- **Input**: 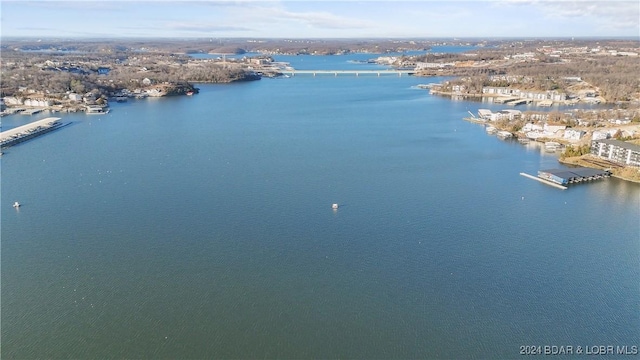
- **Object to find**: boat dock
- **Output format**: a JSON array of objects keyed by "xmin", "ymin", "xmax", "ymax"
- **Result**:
[
  {"xmin": 520, "ymin": 167, "xmax": 611, "ymax": 189},
  {"xmin": 538, "ymin": 168, "xmax": 611, "ymax": 185},
  {"xmin": 21, "ymin": 109, "xmax": 44, "ymax": 115},
  {"xmin": 505, "ymin": 98, "xmax": 532, "ymax": 106},
  {"xmin": 493, "ymin": 96, "xmax": 519, "ymax": 104},
  {"xmin": 520, "ymin": 172, "xmax": 567, "ymax": 190},
  {"xmin": 0, "ymin": 117, "xmax": 67, "ymax": 149}
]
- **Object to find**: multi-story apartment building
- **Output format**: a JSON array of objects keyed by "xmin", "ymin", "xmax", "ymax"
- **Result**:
[{"xmin": 591, "ymin": 139, "xmax": 640, "ymax": 166}]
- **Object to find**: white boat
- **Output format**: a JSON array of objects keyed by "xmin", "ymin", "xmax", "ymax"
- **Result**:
[
  {"xmin": 332, "ymin": 203, "xmax": 339, "ymax": 209},
  {"xmin": 497, "ymin": 130, "xmax": 513, "ymax": 139},
  {"xmin": 86, "ymin": 106, "xmax": 110, "ymax": 115},
  {"xmin": 485, "ymin": 126, "xmax": 497, "ymax": 134},
  {"xmin": 13, "ymin": 201, "xmax": 20, "ymax": 208}
]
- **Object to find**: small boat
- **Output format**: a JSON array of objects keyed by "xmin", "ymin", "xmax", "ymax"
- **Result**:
[
  {"xmin": 332, "ymin": 203, "xmax": 339, "ymax": 209},
  {"xmin": 496, "ymin": 130, "xmax": 513, "ymax": 139},
  {"xmin": 13, "ymin": 201, "xmax": 20, "ymax": 208},
  {"xmin": 485, "ymin": 126, "xmax": 497, "ymax": 134},
  {"xmin": 186, "ymin": 91, "xmax": 194, "ymax": 96}
]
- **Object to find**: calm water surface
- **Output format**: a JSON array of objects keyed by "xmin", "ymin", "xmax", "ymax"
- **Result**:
[{"xmin": 2, "ymin": 55, "xmax": 639, "ymax": 359}]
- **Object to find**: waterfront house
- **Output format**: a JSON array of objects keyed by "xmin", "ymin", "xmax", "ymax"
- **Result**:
[
  {"xmin": 483, "ymin": 87, "xmax": 567, "ymax": 102},
  {"xmin": 610, "ymin": 119, "xmax": 631, "ymax": 125},
  {"xmin": 563, "ymin": 129, "xmax": 585, "ymax": 141},
  {"xmin": 83, "ymin": 93, "xmax": 98, "ymax": 104},
  {"xmin": 24, "ymin": 99, "xmax": 53, "ymax": 107},
  {"xmin": 452, "ymin": 85, "xmax": 466, "ymax": 93},
  {"xmin": 415, "ymin": 62, "xmax": 455, "ymax": 69},
  {"xmin": 478, "ymin": 109, "xmax": 493, "ymax": 120},
  {"xmin": 522, "ymin": 123, "xmax": 544, "ymax": 132},
  {"xmin": 543, "ymin": 124, "xmax": 567, "ymax": 133},
  {"xmin": 3, "ymin": 96, "xmax": 22, "ymax": 105},
  {"xmin": 591, "ymin": 139, "xmax": 640, "ymax": 166},
  {"xmin": 68, "ymin": 93, "xmax": 83, "ymax": 101},
  {"xmin": 592, "ymin": 131, "xmax": 609, "ymax": 141}
]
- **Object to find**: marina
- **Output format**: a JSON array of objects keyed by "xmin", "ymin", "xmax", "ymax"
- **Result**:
[
  {"xmin": 520, "ymin": 167, "xmax": 611, "ymax": 189},
  {"xmin": 0, "ymin": 117, "xmax": 67, "ymax": 149},
  {"xmin": 537, "ymin": 167, "xmax": 611, "ymax": 185}
]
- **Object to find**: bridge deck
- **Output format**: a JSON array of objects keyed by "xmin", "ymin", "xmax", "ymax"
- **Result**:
[{"xmin": 285, "ymin": 69, "xmax": 414, "ymax": 76}]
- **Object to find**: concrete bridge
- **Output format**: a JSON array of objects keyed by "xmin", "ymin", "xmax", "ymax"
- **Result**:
[{"xmin": 285, "ymin": 69, "xmax": 414, "ymax": 77}]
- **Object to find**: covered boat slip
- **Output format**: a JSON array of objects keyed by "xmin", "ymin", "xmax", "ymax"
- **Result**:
[
  {"xmin": 537, "ymin": 167, "xmax": 611, "ymax": 185},
  {"xmin": 0, "ymin": 117, "xmax": 65, "ymax": 149}
]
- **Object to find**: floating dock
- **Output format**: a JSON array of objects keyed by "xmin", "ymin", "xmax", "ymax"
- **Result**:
[
  {"xmin": 493, "ymin": 96, "xmax": 520, "ymax": 104},
  {"xmin": 506, "ymin": 98, "xmax": 532, "ymax": 106},
  {"xmin": 520, "ymin": 172, "xmax": 567, "ymax": 190},
  {"xmin": 538, "ymin": 168, "xmax": 611, "ymax": 185},
  {"xmin": 21, "ymin": 109, "xmax": 44, "ymax": 115},
  {"xmin": 0, "ymin": 117, "xmax": 67, "ymax": 149},
  {"xmin": 520, "ymin": 167, "xmax": 611, "ymax": 189}
]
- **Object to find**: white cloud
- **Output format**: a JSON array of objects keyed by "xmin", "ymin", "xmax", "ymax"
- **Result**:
[
  {"xmin": 501, "ymin": 1, "xmax": 637, "ymax": 23},
  {"xmin": 266, "ymin": 8, "xmax": 375, "ymax": 30},
  {"xmin": 202, "ymin": 2, "xmax": 380, "ymax": 36},
  {"xmin": 495, "ymin": 0, "xmax": 639, "ymax": 34},
  {"xmin": 538, "ymin": 1, "xmax": 639, "ymax": 29},
  {"xmin": 164, "ymin": 22, "xmax": 254, "ymax": 33}
]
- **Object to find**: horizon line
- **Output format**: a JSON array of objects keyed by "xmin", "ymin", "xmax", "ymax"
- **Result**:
[{"xmin": 3, "ymin": 36, "xmax": 639, "ymax": 41}]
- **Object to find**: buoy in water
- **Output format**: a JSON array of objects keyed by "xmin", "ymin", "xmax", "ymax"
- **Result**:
[{"xmin": 332, "ymin": 203, "xmax": 339, "ymax": 209}]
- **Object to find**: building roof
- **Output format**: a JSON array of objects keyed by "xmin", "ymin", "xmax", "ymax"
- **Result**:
[
  {"xmin": 569, "ymin": 168, "xmax": 606, "ymax": 178},
  {"xmin": 539, "ymin": 167, "xmax": 609, "ymax": 181},
  {"xmin": 595, "ymin": 139, "xmax": 640, "ymax": 152}
]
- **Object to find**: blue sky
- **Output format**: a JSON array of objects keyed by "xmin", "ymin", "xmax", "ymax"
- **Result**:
[{"xmin": 1, "ymin": 1, "xmax": 639, "ymax": 38}]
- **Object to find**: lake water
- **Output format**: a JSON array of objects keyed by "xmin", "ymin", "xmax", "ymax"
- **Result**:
[{"xmin": 2, "ymin": 53, "xmax": 639, "ymax": 359}]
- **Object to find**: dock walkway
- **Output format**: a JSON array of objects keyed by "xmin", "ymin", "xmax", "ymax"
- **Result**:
[{"xmin": 1, "ymin": 117, "xmax": 65, "ymax": 149}]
